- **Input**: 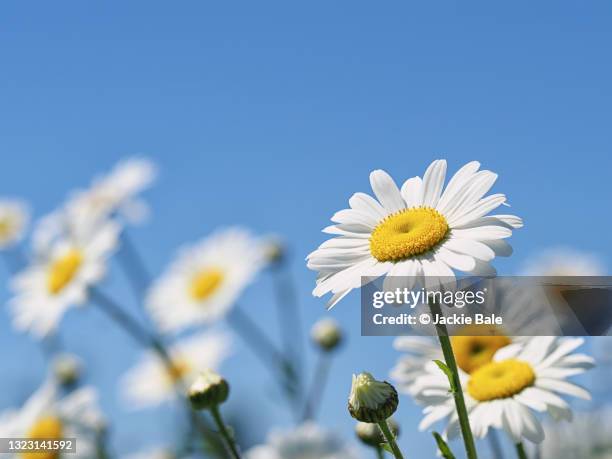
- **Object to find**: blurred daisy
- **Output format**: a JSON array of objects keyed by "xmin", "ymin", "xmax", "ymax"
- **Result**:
[
  {"xmin": 146, "ymin": 228, "xmax": 267, "ymax": 332},
  {"xmin": 0, "ymin": 199, "xmax": 29, "ymax": 249},
  {"xmin": 0, "ymin": 380, "xmax": 103, "ymax": 459},
  {"xmin": 121, "ymin": 331, "xmax": 231, "ymax": 408},
  {"xmin": 539, "ymin": 408, "xmax": 612, "ymax": 459},
  {"xmin": 521, "ymin": 246, "xmax": 606, "ymax": 276},
  {"xmin": 123, "ymin": 447, "xmax": 178, "ymax": 459},
  {"xmin": 246, "ymin": 422, "xmax": 360, "ymax": 459},
  {"xmin": 307, "ymin": 160, "xmax": 522, "ymax": 308},
  {"xmin": 68, "ymin": 156, "xmax": 157, "ymax": 226},
  {"xmin": 9, "ymin": 219, "xmax": 119, "ymax": 337},
  {"xmin": 413, "ymin": 336, "xmax": 594, "ymax": 445}
]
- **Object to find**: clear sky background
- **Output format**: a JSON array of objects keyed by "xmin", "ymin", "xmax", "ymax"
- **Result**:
[{"xmin": 1, "ymin": 1, "xmax": 611, "ymax": 457}]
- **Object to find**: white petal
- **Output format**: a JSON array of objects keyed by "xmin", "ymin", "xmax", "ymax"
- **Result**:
[
  {"xmin": 421, "ymin": 160, "xmax": 447, "ymax": 208},
  {"xmin": 369, "ymin": 170, "xmax": 405, "ymax": 213},
  {"xmin": 400, "ymin": 176, "xmax": 423, "ymax": 208}
]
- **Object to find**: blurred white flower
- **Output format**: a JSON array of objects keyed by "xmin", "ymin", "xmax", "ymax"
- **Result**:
[
  {"xmin": 521, "ymin": 246, "xmax": 606, "ymax": 276},
  {"xmin": 68, "ymin": 156, "xmax": 157, "ymax": 226},
  {"xmin": 0, "ymin": 380, "xmax": 103, "ymax": 459},
  {"xmin": 9, "ymin": 220, "xmax": 119, "ymax": 337},
  {"xmin": 539, "ymin": 407, "xmax": 612, "ymax": 459},
  {"xmin": 31, "ymin": 157, "xmax": 155, "ymax": 255},
  {"xmin": 246, "ymin": 422, "xmax": 361, "ymax": 459},
  {"xmin": 0, "ymin": 199, "xmax": 29, "ymax": 249},
  {"xmin": 413, "ymin": 337, "xmax": 594, "ymax": 445},
  {"xmin": 146, "ymin": 228, "xmax": 267, "ymax": 332},
  {"xmin": 123, "ymin": 447, "xmax": 178, "ymax": 459},
  {"xmin": 121, "ymin": 331, "xmax": 231, "ymax": 409},
  {"xmin": 307, "ymin": 160, "xmax": 522, "ymax": 308}
]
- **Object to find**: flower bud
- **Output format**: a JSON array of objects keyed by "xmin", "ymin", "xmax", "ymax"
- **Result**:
[
  {"xmin": 311, "ymin": 318, "xmax": 342, "ymax": 352},
  {"xmin": 188, "ymin": 370, "xmax": 230, "ymax": 411},
  {"xmin": 52, "ymin": 353, "xmax": 82, "ymax": 387},
  {"xmin": 348, "ymin": 372, "xmax": 398, "ymax": 423},
  {"xmin": 355, "ymin": 418, "xmax": 400, "ymax": 447},
  {"xmin": 263, "ymin": 236, "xmax": 286, "ymax": 264}
]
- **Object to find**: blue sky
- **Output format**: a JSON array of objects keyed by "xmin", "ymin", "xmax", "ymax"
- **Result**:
[{"xmin": 1, "ymin": 1, "xmax": 611, "ymax": 457}]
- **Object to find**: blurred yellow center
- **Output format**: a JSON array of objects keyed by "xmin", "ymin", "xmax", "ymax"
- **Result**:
[
  {"xmin": 370, "ymin": 207, "xmax": 448, "ymax": 262},
  {"xmin": 0, "ymin": 218, "xmax": 12, "ymax": 240},
  {"xmin": 189, "ymin": 269, "xmax": 223, "ymax": 301},
  {"xmin": 22, "ymin": 415, "xmax": 63, "ymax": 459},
  {"xmin": 468, "ymin": 359, "xmax": 535, "ymax": 402},
  {"xmin": 166, "ymin": 358, "xmax": 191, "ymax": 383},
  {"xmin": 451, "ymin": 325, "xmax": 512, "ymax": 374},
  {"xmin": 47, "ymin": 249, "xmax": 83, "ymax": 295}
]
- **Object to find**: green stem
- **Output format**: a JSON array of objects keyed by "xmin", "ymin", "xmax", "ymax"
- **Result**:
[
  {"xmin": 377, "ymin": 419, "xmax": 404, "ymax": 459},
  {"xmin": 210, "ymin": 405, "xmax": 242, "ymax": 459},
  {"xmin": 515, "ymin": 443, "xmax": 528, "ymax": 459},
  {"xmin": 375, "ymin": 445, "xmax": 385, "ymax": 459},
  {"xmin": 429, "ymin": 301, "xmax": 478, "ymax": 459},
  {"xmin": 302, "ymin": 352, "xmax": 332, "ymax": 420}
]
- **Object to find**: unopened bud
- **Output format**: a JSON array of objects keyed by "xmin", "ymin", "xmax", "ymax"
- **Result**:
[
  {"xmin": 188, "ymin": 370, "xmax": 230, "ymax": 410},
  {"xmin": 52, "ymin": 353, "xmax": 82, "ymax": 387},
  {"xmin": 311, "ymin": 318, "xmax": 342, "ymax": 352},
  {"xmin": 348, "ymin": 372, "xmax": 398, "ymax": 423},
  {"xmin": 263, "ymin": 236, "xmax": 286, "ymax": 264},
  {"xmin": 355, "ymin": 418, "xmax": 400, "ymax": 447}
]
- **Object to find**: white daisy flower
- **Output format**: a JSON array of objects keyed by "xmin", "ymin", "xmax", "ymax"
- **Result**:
[
  {"xmin": 9, "ymin": 219, "xmax": 119, "ymax": 337},
  {"xmin": 413, "ymin": 336, "xmax": 594, "ymax": 445},
  {"xmin": 68, "ymin": 157, "xmax": 157, "ymax": 226},
  {"xmin": 391, "ymin": 280, "xmax": 555, "ymax": 394},
  {"xmin": 307, "ymin": 160, "xmax": 523, "ymax": 308},
  {"xmin": 521, "ymin": 246, "xmax": 606, "ymax": 277},
  {"xmin": 246, "ymin": 422, "xmax": 361, "ymax": 459},
  {"xmin": 121, "ymin": 331, "xmax": 231, "ymax": 409},
  {"xmin": 539, "ymin": 407, "xmax": 612, "ymax": 459},
  {"xmin": 0, "ymin": 199, "xmax": 29, "ymax": 249},
  {"xmin": 146, "ymin": 228, "xmax": 267, "ymax": 333},
  {"xmin": 0, "ymin": 380, "xmax": 103, "ymax": 459}
]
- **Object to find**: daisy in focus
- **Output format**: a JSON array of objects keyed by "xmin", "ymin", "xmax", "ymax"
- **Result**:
[
  {"xmin": 146, "ymin": 228, "xmax": 268, "ymax": 333},
  {"xmin": 121, "ymin": 331, "xmax": 231, "ymax": 408},
  {"xmin": 0, "ymin": 199, "xmax": 29, "ymax": 249},
  {"xmin": 246, "ymin": 422, "xmax": 360, "ymax": 459},
  {"xmin": 412, "ymin": 336, "xmax": 594, "ymax": 445},
  {"xmin": 0, "ymin": 380, "xmax": 103, "ymax": 459},
  {"xmin": 9, "ymin": 219, "xmax": 119, "ymax": 337},
  {"xmin": 307, "ymin": 160, "xmax": 522, "ymax": 308},
  {"xmin": 391, "ymin": 280, "xmax": 555, "ymax": 395}
]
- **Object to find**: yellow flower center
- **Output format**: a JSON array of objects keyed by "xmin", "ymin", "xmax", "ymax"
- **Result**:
[
  {"xmin": 451, "ymin": 325, "xmax": 512, "ymax": 374},
  {"xmin": 468, "ymin": 359, "xmax": 535, "ymax": 402},
  {"xmin": 47, "ymin": 249, "xmax": 83, "ymax": 295},
  {"xmin": 22, "ymin": 415, "xmax": 63, "ymax": 459},
  {"xmin": 166, "ymin": 358, "xmax": 192, "ymax": 384},
  {"xmin": 369, "ymin": 207, "xmax": 449, "ymax": 262},
  {"xmin": 189, "ymin": 268, "xmax": 224, "ymax": 301},
  {"xmin": 0, "ymin": 218, "xmax": 13, "ymax": 241}
]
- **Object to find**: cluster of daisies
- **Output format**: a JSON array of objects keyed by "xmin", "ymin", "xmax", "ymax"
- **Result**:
[
  {"xmin": 308, "ymin": 159, "xmax": 602, "ymax": 457},
  {"xmin": 0, "ymin": 157, "xmax": 360, "ymax": 459},
  {"xmin": 0, "ymin": 157, "xmax": 605, "ymax": 459}
]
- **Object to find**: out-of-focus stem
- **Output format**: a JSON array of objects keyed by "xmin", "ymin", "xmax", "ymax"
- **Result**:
[
  {"xmin": 210, "ymin": 405, "xmax": 242, "ymax": 459},
  {"xmin": 301, "ymin": 352, "xmax": 332, "ymax": 421}
]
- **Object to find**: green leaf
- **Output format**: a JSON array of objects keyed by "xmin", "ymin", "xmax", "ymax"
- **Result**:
[
  {"xmin": 433, "ymin": 359, "xmax": 457, "ymax": 393},
  {"xmin": 380, "ymin": 443, "xmax": 393, "ymax": 453},
  {"xmin": 432, "ymin": 432, "xmax": 456, "ymax": 459}
]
